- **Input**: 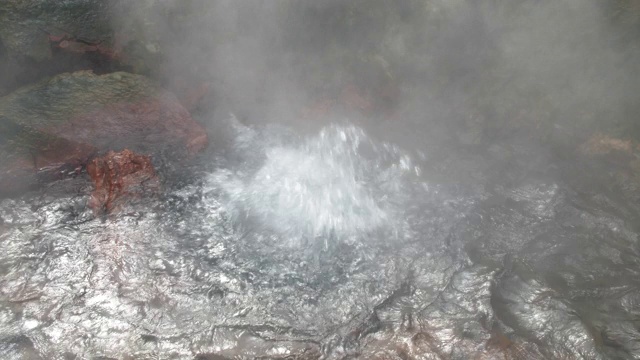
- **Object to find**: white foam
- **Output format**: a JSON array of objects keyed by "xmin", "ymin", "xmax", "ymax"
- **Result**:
[{"xmin": 210, "ymin": 122, "xmax": 419, "ymax": 244}]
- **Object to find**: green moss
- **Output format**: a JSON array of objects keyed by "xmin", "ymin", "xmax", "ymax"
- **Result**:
[{"xmin": 0, "ymin": 71, "xmax": 157, "ymax": 128}]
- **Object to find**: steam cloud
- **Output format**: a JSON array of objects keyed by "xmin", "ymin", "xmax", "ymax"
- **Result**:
[{"xmin": 107, "ymin": 0, "xmax": 640, "ymax": 151}]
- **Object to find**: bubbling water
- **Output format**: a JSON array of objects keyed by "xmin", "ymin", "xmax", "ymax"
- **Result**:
[{"xmin": 210, "ymin": 122, "xmax": 421, "ymax": 244}]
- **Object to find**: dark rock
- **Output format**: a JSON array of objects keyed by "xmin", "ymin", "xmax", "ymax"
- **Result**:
[
  {"xmin": 0, "ymin": 71, "xmax": 208, "ymax": 194},
  {"xmin": 0, "ymin": 118, "xmax": 93, "ymax": 194},
  {"xmin": 87, "ymin": 149, "xmax": 160, "ymax": 214},
  {"xmin": 0, "ymin": 0, "xmax": 113, "ymax": 62},
  {"xmin": 0, "ymin": 1, "xmax": 123, "ymax": 92}
]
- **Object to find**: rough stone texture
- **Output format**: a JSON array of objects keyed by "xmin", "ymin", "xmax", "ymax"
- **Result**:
[
  {"xmin": 0, "ymin": 71, "xmax": 208, "ymax": 194},
  {"xmin": 87, "ymin": 149, "xmax": 159, "ymax": 214},
  {"xmin": 0, "ymin": 0, "xmax": 124, "ymax": 94},
  {"xmin": 0, "ymin": 119, "xmax": 93, "ymax": 194},
  {"xmin": 0, "ymin": 0, "xmax": 113, "ymax": 62}
]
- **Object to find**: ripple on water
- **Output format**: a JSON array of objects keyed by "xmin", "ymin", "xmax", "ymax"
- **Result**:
[{"xmin": 1, "ymin": 119, "xmax": 640, "ymax": 359}]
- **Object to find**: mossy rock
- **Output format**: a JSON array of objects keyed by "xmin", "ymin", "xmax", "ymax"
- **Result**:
[{"xmin": 0, "ymin": 71, "xmax": 207, "ymax": 195}]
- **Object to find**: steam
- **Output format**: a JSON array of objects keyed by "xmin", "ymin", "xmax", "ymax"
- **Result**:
[
  {"xmin": 208, "ymin": 120, "xmax": 419, "ymax": 245},
  {"xmin": 105, "ymin": 0, "xmax": 640, "ymax": 149}
]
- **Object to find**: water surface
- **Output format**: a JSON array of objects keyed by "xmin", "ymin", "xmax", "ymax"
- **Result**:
[{"xmin": 1, "ymin": 118, "xmax": 639, "ymax": 359}]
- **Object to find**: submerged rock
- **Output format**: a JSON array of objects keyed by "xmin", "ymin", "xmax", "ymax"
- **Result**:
[
  {"xmin": 0, "ymin": 71, "xmax": 208, "ymax": 194},
  {"xmin": 87, "ymin": 149, "xmax": 159, "ymax": 214}
]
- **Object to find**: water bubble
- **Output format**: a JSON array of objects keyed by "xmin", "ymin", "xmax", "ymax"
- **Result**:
[{"xmin": 210, "ymin": 123, "xmax": 419, "ymax": 245}]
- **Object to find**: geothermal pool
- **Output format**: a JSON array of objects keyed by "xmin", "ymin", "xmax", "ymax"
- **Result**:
[{"xmin": 1, "ymin": 118, "xmax": 639, "ymax": 359}]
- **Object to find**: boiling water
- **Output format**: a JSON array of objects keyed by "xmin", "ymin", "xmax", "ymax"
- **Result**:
[
  {"xmin": 1, "ymin": 118, "xmax": 639, "ymax": 359},
  {"xmin": 211, "ymin": 122, "xmax": 420, "ymax": 245}
]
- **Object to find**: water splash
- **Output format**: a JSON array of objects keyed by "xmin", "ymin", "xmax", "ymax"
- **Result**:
[{"xmin": 210, "ymin": 122, "xmax": 420, "ymax": 244}]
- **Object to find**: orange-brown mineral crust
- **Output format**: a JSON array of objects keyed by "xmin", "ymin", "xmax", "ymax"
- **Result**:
[{"xmin": 87, "ymin": 149, "xmax": 160, "ymax": 214}]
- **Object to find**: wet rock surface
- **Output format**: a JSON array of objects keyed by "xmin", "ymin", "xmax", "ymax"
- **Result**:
[
  {"xmin": 0, "ymin": 0, "xmax": 122, "ymax": 94},
  {"xmin": 87, "ymin": 149, "xmax": 160, "ymax": 214},
  {"xmin": 0, "ymin": 70, "xmax": 207, "ymax": 194},
  {"xmin": 0, "ymin": 120, "xmax": 639, "ymax": 359},
  {"xmin": 0, "ymin": 0, "xmax": 113, "ymax": 62},
  {"xmin": 1, "ymin": 1, "xmax": 638, "ymax": 357}
]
